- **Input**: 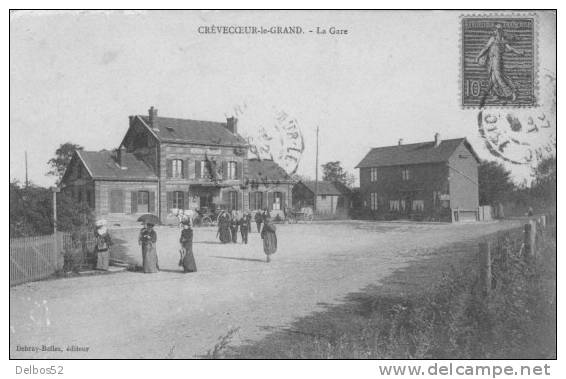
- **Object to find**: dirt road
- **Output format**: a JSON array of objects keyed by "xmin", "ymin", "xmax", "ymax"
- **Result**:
[{"xmin": 10, "ymin": 220, "xmax": 520, "ymax": 358}]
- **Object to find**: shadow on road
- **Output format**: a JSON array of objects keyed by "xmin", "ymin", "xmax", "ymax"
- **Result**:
[{"xmin": 212, "ymin": 256, "xmax": 266, "ymax": 263}]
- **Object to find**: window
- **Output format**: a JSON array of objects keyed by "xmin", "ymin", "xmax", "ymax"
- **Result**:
[
  {"xmin": 273, "ymin": 192, "xmax": 283, "ymax": 210},
  {"xmin": 171, "ymin": 191, "xmax": 184, "ymax": 210},
  {"xmin": 86, "ymin": 189, "xmax": 93, "ymax": 208},
  {"xmin": 412, "ymin": 200, "xmax": 424, "ymax": 212},
  {"xmin": 370, "ymin": 192, "xmax": 379, "ymax": 210},
  {"xmin": 321, "ymin": 195, "xmax": 327, "ymax": 200},
  {"xmin": 77, "ymin": 166, "xmax": 82, "ymax": 179},
  {"xmin": 389, "ymin": 200, "xmax": 400, "ymax": 211},
  {"xmin": 78, "ymin": 190, "xmax": 83, "ymax": 203},
  {"xmin": 249, "ymin": 191, "xmax": 263, "ymax": 210},
  {"xmin": 401, "ymin": 168, "xmax": 411, "ymax": 181},
  {"xmin": 370, "ymin": 168, "xmax": 378, "ymax": 182},
  {"xmin": 228, "ymin": 191, "xmax": 239, "ymax": 210},
  {"xmin": 227, "ymin": 161, "xmax": 237, "ymax": 180},
  {"xmin": 399, "ymin": 199, "xmax": 406, "ymax": 212},
  {"xmin": 110, "ymin": 190, "xmax": 124, "ymax": 213},
  {"xmin": 137, "ymin": 191, "xmax": 149, "ymax": 213},
  {"xmin": 171, "ymin": 159, "xmax": 184, "ymax": 178}
]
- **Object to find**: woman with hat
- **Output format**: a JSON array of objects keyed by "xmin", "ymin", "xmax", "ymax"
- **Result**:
[
  {"xmin": 217, "ymin": 210, "xmax": 232, "ymax": 244},
  {"xmin": 138, "ymin": 222, "xmax": 159, "ymax": 273},
  {"xmin": 260, "ymin": 213, "xmax": 278, "ymax": 262},
  {"xmin": 179, "ymin": 219, "xmax": 197, "ymax": 273},
  {"xmin": 94, "ymin": 220, "xmax": 112, "ymax": 270}
]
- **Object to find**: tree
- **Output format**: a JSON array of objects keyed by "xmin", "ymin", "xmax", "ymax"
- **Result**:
[
  {"xmin": 322, "ymin": 161, "xmax": 347, "ymax": 184},
  {"xmin": 9, "ymin": 181, "xmax": 94, "ymax": 237},
  {"xmin": 530, "ymin": 154, "xmax": 556, "ymax": 207},
  {"xmin": 478, "ymin": 160, "xmax": 515, "ymax": 206},
  {"xmin": 47, "ymin": 142, "xmax": 84, "ymax": 182}
]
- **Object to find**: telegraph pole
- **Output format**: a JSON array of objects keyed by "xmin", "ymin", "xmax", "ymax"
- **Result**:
[
  {"xmin": 25, "ymin": 151, "xmax": 29, "ymax": 188},
  {"xmin": 314, "ymin": 126, "xmax": 319, "ymax": 212}
]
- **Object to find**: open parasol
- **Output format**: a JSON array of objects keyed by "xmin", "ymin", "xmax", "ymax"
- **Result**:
[{"xmin": 137, "ymin": 214, "xmax": 160, "ymax": 225}]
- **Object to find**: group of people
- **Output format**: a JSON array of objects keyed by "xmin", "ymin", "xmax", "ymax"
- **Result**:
[
  {"xmin": 216, "ymin": 209, "xmax": 277, "ymax": 261},
  {"xmin": 92, "ymin": 208, "xmax": 279, "ymax": 275}
]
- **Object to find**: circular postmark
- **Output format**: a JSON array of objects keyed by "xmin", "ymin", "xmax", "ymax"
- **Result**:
[
  {"xmin": 226, "ymin": 101, "xmax": 305, "ymax": 175},
  {"xmin": 477, "ymin": 71, "xmax": 555, "ymax": 168}
]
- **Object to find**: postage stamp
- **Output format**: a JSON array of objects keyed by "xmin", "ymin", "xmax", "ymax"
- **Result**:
[{"xmin": 461, "ymin": 15, "xmax": 537, "ymax": 108}]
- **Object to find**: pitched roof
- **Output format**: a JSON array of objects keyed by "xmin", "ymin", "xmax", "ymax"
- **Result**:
[
  {"xmin": 246, "ymin": 159, "xmax": 292, "ymax": 183},
  {"xmin": 300, "ymin": 181, "xmax": 349, "ymax": 196},
  {"xmin": 355, "ymin": 138, "xmax": 478, "ymax": 168},
  {"xmin": 138, "ymin": 116, "xmax": 247, "ymax": 147},
  {"xmin": 77, "ymin": 150, "xmax": 157, "ymax": 181}
]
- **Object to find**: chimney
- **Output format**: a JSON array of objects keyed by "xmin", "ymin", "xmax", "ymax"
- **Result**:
[
  {"xmin": 398, "ymin": 138, "xmax": 404, "ymax": 146},
  {"xmin": 148, "ymin": 106, "xmax": 158, "ymax": 130},
  {"xmin": 226, "ymin": 116, "xmax": 238, "ymax": 134},
  {"xmin": 434, "ymin": 133, "xmax": 441, "ymax": 147}
]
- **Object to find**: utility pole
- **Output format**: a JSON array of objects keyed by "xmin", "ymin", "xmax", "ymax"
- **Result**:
[
  {"xmin": 25, "ymin": 151, "xmax": 29, "ymax": 188},
  {"xmin": 314, "ymin": 126, "xmax": 319, "ymax": 212}
]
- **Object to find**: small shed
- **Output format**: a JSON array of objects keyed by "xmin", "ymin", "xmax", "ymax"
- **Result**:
[{"xmin": 292, "ymin": 181, "xmax": 352, "ymax": 214}]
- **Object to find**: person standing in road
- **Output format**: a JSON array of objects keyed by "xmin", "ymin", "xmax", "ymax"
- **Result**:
[
  {"xmin": 240, "ymin": 212, "xmax": 250, "ymax": 244},
  {"xmin": 94, "ymin": 219, "xmax": 112, "ymax": 270},
  {"xmin": 179, "ymin": 220, "xmax": 197, "ymax": 273},
  {"xmin": 230, "ymin": 210, "xmax": 239, "ymax": 243},
  {"xmin": 139, "ymin": 222, "xmax": 159, "ymax": 273},
  {"xmin": 254, "ymin": 210, "xmax": 263, "ymax": 233},
  {"xmin": 261, "ymin": 214, "xmax": 277, "ymax": 263}
]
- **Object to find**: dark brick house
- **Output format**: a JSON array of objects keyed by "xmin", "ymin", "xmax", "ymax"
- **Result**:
[
  {"xmin": 60, "ymin": 107, "xmax": 294, "ymax": 224},
  {"xmin": 292, "ymin": 181, "xmax": 352, "ymax": 214},
  {"xmin": 355, "ymin": 134, "xmax": 480, "ymax": 222}
]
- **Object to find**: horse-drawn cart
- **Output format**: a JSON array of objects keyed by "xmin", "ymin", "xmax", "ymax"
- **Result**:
[{"xmin": 286, "ymin": 207, "xmax": 314, "ymax": 223}]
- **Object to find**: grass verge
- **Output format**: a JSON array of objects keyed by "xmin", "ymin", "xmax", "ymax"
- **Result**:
[{"xmin": 216, "ymin": 226, "xmax": 556, "ymax": 359}]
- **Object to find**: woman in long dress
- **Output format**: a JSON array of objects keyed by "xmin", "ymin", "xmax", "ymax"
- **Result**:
[
  {"xmin": 139, "ymin": 222, "xmax": 159, "ymax": 273},
  {"xmin": 230, "ymin": 211, "xmax": 239, "ymax": 243},
  {"xmin": 94, "ymin": 220, "xmax": 112, "ymax": 270},
  {"xmin": 179, "ymin": 220, "xmax": 197, "ymax": 273},
  {"xmin": 218, "ymin": 211, "xmax": 232, "ymax": 244},
  {"xmin": 261, "ymin": 215, "xmax": 277, "ymax": 263}
]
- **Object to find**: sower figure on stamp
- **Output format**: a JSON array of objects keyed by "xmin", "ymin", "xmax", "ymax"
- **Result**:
[
  {"xmin": 94, "ymin": 219, "xmax": 112, "ymax": 270},
  {"xmin": 261, "ymin": 214, "xmax": 277, "ymax": 263},
  {"xmin": 476, "ymin": 23, "xmax": 524, "ymax": 101},
  {"xmin": 178, "ymin": 219, "xmax": 197, "ymax": 273},
  {"xmin": 139, "ymin": 222, "xmax": 159, "ymax": 273}
]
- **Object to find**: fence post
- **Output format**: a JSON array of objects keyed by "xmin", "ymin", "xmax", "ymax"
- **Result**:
[
  {"xmin": 523, "ymin": 222, "xmax": 537, "ymax": 260},
  {"xmin": 479, "ymin": 241, "xmax": 492, "ymax": 296}
]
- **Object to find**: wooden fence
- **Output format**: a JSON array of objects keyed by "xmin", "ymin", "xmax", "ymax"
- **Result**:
[
  {"xmin": 10, "ymin": 231, "xmax": 96, "ymax": 286},
  {"xmin": 476, "ymin": 214, "xmax": 553, "ymax": 297}
]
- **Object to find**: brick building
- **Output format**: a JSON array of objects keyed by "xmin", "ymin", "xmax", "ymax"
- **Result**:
[
  {"xmin": 60, "ymin": 107, "xmax": 294, "ymax": 224},
  {"xmin": 355, "ymin": 134, "xmax": 480, "ymax": 222}
]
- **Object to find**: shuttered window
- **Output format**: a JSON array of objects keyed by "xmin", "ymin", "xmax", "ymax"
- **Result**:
[
  {"xmin": 228, "ymin": 191, "xmax": 239, "ymax": 211},
  {"xmin": 171, "ymin": 159, "xmax": 184, "ymax": 178},
  {"xmin": 195, "ymin": 160, "xmax": 202, "ymax": 179},
  {"xmin": 109, "ymin": 190, "xmax": 124, "ymax": 213}
]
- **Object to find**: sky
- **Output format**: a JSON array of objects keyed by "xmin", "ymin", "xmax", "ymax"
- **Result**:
[{"xmin": 10, "ymin": 10, "xmax": 556, "ymax": 187}]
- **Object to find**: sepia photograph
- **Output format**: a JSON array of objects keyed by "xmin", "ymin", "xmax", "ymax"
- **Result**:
[{"xmin": 9, "ymin": 9, "xmax": 556, "ymax": 366}]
